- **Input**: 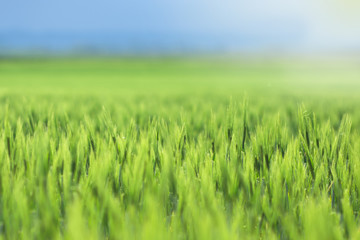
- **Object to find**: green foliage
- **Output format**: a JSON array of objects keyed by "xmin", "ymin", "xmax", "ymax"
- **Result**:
[{"xmin": 0, "ymin": 58, "xmax": 360, "ymax": 239}]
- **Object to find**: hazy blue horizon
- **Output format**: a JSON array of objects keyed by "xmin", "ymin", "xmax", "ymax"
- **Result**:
[
  {"xmin": 1, "ymin": 0, "xmax": 360, "ymax": 55},
  {"xmin": 0, "ymin": 30, "xmax": 305, "ymax": 56}
]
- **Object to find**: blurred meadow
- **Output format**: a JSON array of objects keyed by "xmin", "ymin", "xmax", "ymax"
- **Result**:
[{"xmin": 1, "ymin": 0, "xmax": 360, "ymax": 239}]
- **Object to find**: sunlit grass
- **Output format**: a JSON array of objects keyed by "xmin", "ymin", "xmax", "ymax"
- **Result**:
[{"xmin": 0, "ymin": 58, "xmax": 359, "ymax": 239}]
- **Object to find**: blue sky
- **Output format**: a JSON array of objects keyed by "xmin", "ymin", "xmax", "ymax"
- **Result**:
[{"xmin": 1, "ymin": 0, "xmax": 360, "ymax": 54}]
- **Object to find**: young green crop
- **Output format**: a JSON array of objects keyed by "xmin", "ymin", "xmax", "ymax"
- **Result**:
[{"xmin": 0, "ymin": 58, "xmax": 359, "ymax": 239}]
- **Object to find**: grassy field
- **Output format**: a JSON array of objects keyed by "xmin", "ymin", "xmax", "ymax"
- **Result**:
[{"xmin": 0, "ymin": 57, "xmax": 360, "ymax": 239}]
